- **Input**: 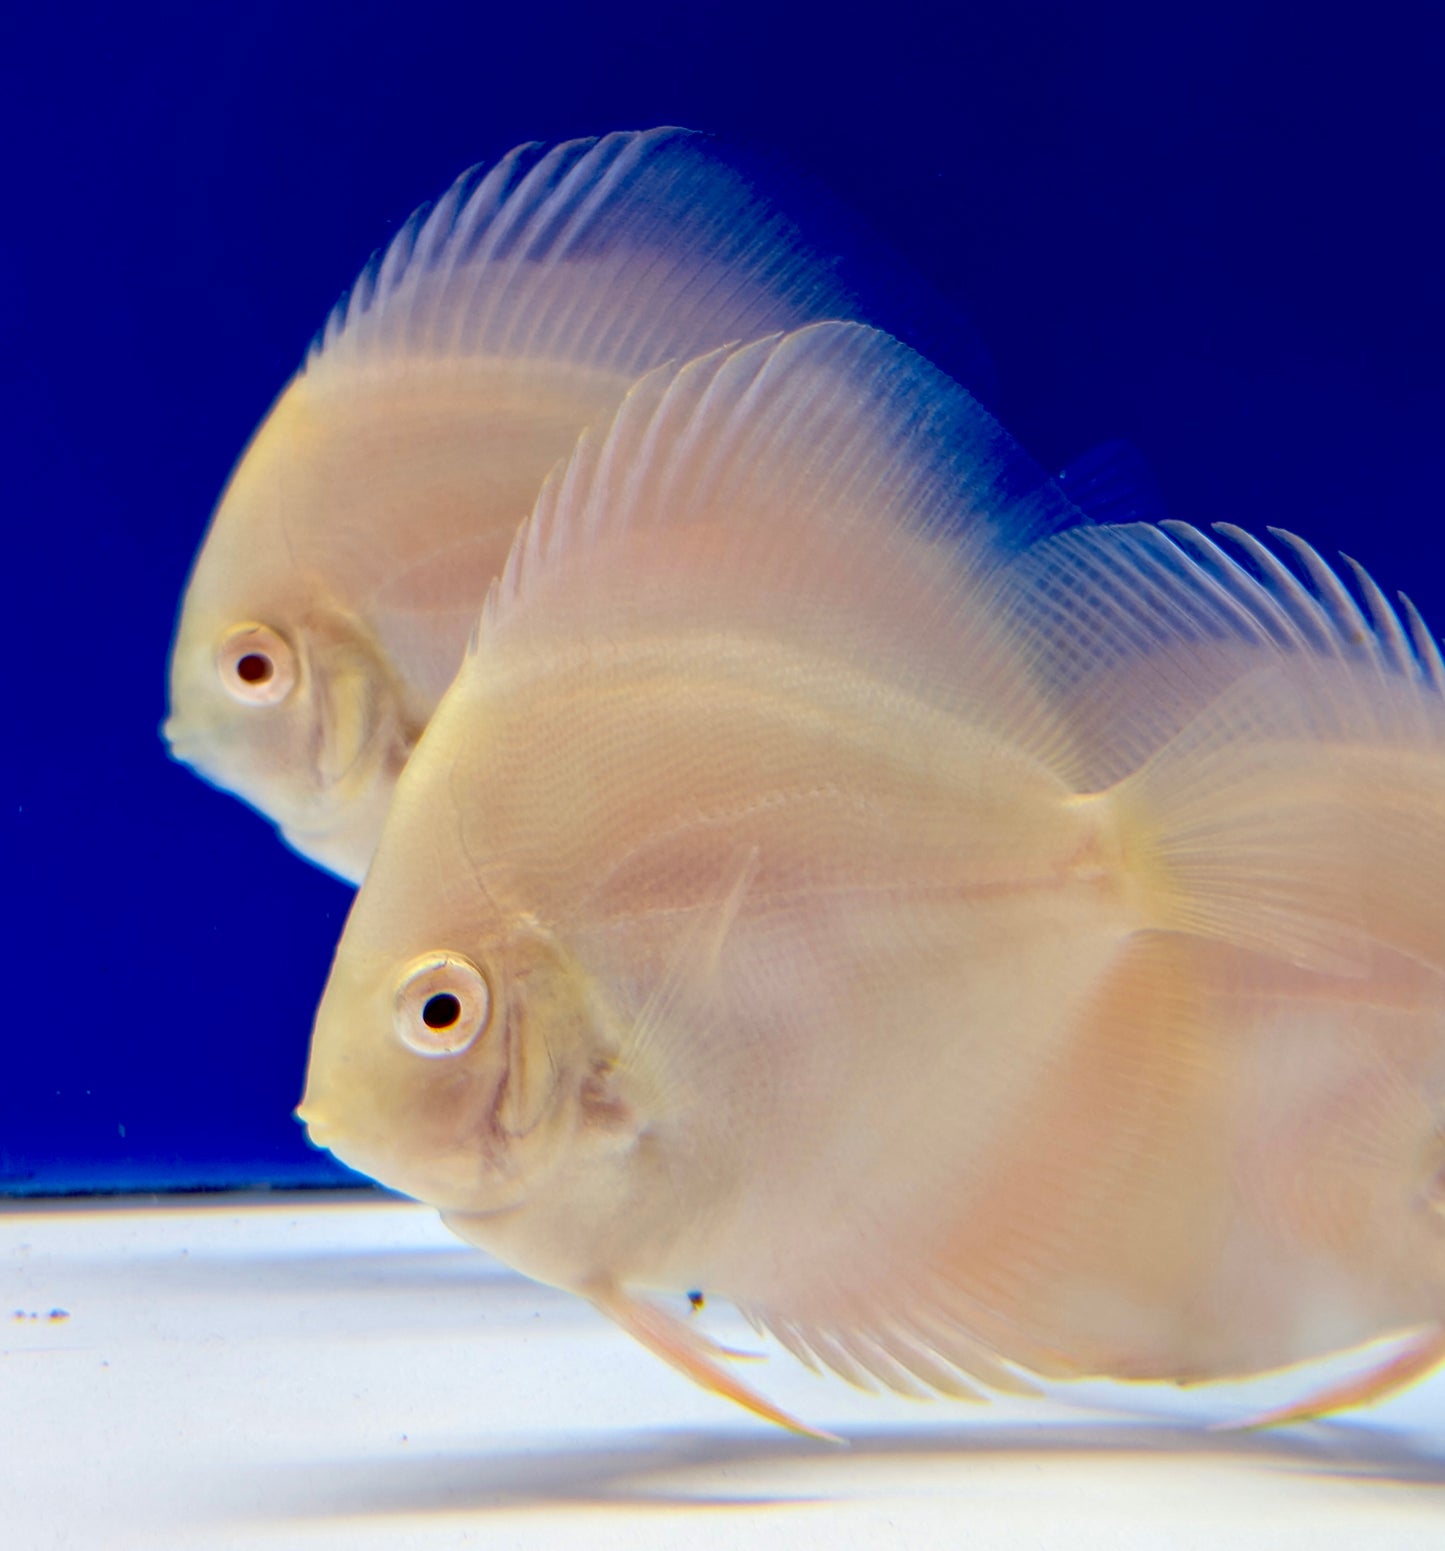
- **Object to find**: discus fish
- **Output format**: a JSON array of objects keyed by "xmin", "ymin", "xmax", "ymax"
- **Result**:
[
  {"xmin": 298, "ymin": 322, "xmax": 1445, "ymax": 1434},
  {"xmin": 164, "ymin": 127, "xmax": 859, "ymax": 882}
]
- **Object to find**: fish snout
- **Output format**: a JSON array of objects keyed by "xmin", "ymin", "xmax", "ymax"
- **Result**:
[
  {"xmin": 294, "ymin": 1097, "xmax": 332, "ymax": 1152},
  {"xmin": 160, "ymin": 712, "xmax": 215, "ymax": 777},
  {"xmin": 159, "ymin": 713, "xmax": 190, "ymax": 761}
]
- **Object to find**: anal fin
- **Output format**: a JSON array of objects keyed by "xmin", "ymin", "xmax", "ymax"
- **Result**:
[{"xmin": 1215, "ymin": 1323, "xmax": 1445, "ymax": 1430}]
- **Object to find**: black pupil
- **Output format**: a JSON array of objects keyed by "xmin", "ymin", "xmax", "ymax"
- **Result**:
[
  {"xmin": 236, "ymin": 652, "xmax": 273, "ymax": 684},
  {"xmin": 422, "ymin": 993, "xmax": 462, "ymax": 1030}
]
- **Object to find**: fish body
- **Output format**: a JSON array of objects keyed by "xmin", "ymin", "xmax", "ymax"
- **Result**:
[
  {"xmin": 164, "ymin": 127, "xmax": 859, "ymax": 881},
  {"xmin": 300, "ymin": 323, "xmax": 1445, "ymax": 1428}
]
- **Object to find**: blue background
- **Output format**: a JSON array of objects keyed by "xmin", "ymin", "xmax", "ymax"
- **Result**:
[{"xmin": 5, "ymin": 2, "xmax": 1442, "ymax": 1192}]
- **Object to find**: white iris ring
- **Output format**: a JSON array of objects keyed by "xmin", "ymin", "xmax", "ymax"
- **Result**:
[
  {"xmin": 393, "ymin": 953, "xmax": 491, "ymax": 1057},
  {"xmin": 217, "ymin": 622, "xmax": 297, "ymax": 706}
]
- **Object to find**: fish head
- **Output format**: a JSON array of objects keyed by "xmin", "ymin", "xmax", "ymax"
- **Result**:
[
  {"xmin": 297, "ymin": 849, "xmax": 615, "ymax": 1216},
  {"xmin": 163, "ymin": 379, "xmax": 421, "ymax": 883},
  {"xmin": 163, "ymin": 596, "xmax": 416, "ymax": 883}
]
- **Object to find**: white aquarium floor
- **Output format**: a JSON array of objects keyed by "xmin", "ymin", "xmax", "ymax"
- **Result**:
[{"xmin": 2, "ymin": 1195, "xmax": 1441, "ymax": 1550}]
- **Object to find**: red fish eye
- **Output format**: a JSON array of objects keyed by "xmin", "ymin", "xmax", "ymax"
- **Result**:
[
  {"xmin": 394, "ymin": 954, "xmax": 491, "ymax": 1057},
  {"xmin": 217, "ymin": 623, "xmax": 296, "ymax": 706}
]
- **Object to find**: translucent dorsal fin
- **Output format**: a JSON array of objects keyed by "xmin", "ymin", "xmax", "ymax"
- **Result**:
[
  {"xmin": 485, "ymin": 321, "xmax": 1081, "ymax": 632},
  {"xmin": 1002, "ymin": 519, "xmax": 1445, "ymax": 789},
  {"xmin": 307, "ymin": 127, "xmax": 859, "ymax": 379},
  {"xmin": 1169, "ymin": 523, "xmax": 1435, "ymax": 682},
  {"xmin": 468, "ymin": 322, "xmax": 1090, "ymax": 775}
]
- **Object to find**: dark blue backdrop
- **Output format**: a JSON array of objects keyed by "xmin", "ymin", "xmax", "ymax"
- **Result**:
[{"xmin": 5, "ymin": 2, "xmax": 1442, "ymax": 1192}]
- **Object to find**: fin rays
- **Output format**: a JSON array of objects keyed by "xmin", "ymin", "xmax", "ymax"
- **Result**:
[{"xmin": 309, "ymin": 128, "xmax": 859, "ymax": 379}]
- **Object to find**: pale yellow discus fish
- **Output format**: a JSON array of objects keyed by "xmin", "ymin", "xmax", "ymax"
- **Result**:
[
  {"xmin": 299, "ymin": 322, "xmax": 1445, "ymax": 1434},
  {"xmin": 164, "ymin": 127, "xmax": 857, "ymax": 881}
]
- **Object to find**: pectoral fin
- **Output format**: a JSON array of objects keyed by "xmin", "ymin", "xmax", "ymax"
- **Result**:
[{"xmin": 612, "ymin": 844, "xmax": 759, "ymax": 1110}]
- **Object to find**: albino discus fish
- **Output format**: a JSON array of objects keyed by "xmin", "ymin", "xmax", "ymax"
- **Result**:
[
  {"xmin": 164, "ymin": 127, "xmax": 858, "ymax": 882},
  {"xmin": 299, "ymin": 322, "xmax": 1445, "ymax": 1434}
]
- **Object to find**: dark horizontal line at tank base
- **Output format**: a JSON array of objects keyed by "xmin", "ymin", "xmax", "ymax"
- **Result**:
[
  {"xmin": 0, "ymin": 1163, "xmax": 396, "ymax": 1206},
  {"xmin": 0, "ymin": 1183, "xmax": 409, "ymax": 1215}
]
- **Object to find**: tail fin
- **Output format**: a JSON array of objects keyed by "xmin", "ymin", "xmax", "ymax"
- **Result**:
[
  {"xmin": 1109, "ymin": 658, "xmax": 1445, "ymax": 975},
  {"xmin": 1010, "ymin": 522, "xmax": 1445, "ymax": 976}
]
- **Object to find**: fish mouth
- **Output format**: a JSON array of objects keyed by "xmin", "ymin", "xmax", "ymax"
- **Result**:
[
  {"xmin": 160, "ymin": 713, "xmax": 230, "ymax": 786},
  {"xmin": 162, "ymin": 728, "xmax": 226, "ymax": 789},
  {"xmin": 160, "ymin": 714, "xmax": 197, "ymax": 764},
  {"xmin": 294, "ymin": 1097, "xmax": 389, "ymax": 1177},
  {"xmin": 294, "ymin": 1108, "xmax": 332, "ymax": 1152},
  {"xmin": 295, "ymin": 1113, "xmax": 376, "ymax": 1178},
  {"xmin": 296, "ymin": 1104, "xmax": 526, "ymax": 1217},
  {"xmin": 294, "ymin": 1092, "xmax": 335, "ymax": 1141}
]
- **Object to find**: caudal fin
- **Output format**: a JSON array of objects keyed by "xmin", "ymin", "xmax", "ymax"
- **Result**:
[
  {"xmin": 1108, "ymin": 657, "xmax": 1445, "ymax": 976},
  {"xmin": 1013, "ymin": 522, "xmax": 1445, "ymax": 976}
]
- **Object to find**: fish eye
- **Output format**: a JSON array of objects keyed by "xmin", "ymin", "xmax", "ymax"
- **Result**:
[
  {"xmin": 393, "ymin": 953, "xmax": 491, "ymax": 1058},
  {"xmin": 217, "ymin": 623, "xmax": 296, "ymax": 706}
]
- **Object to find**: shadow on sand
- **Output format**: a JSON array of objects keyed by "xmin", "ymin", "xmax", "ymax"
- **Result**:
[{"xmin": 231, "ymin": 1412, "xmax": 1445, "ymax": 1521}]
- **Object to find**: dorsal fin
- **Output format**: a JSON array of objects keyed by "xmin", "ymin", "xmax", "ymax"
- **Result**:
[
  {"xmin": 485, "ymin": 321, "xmax": 1082, "ymax": 634},
  {"xmin": 474, "ymin": 322, "xmax": 1087, "ymax": 757},
  {"xmin": 1001, "ymin": 519, "xmax": 1445, "ymax": 789},
  {"xmin": 307, "ymin": 128, "xmax": 859, "ymax": 379}
]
